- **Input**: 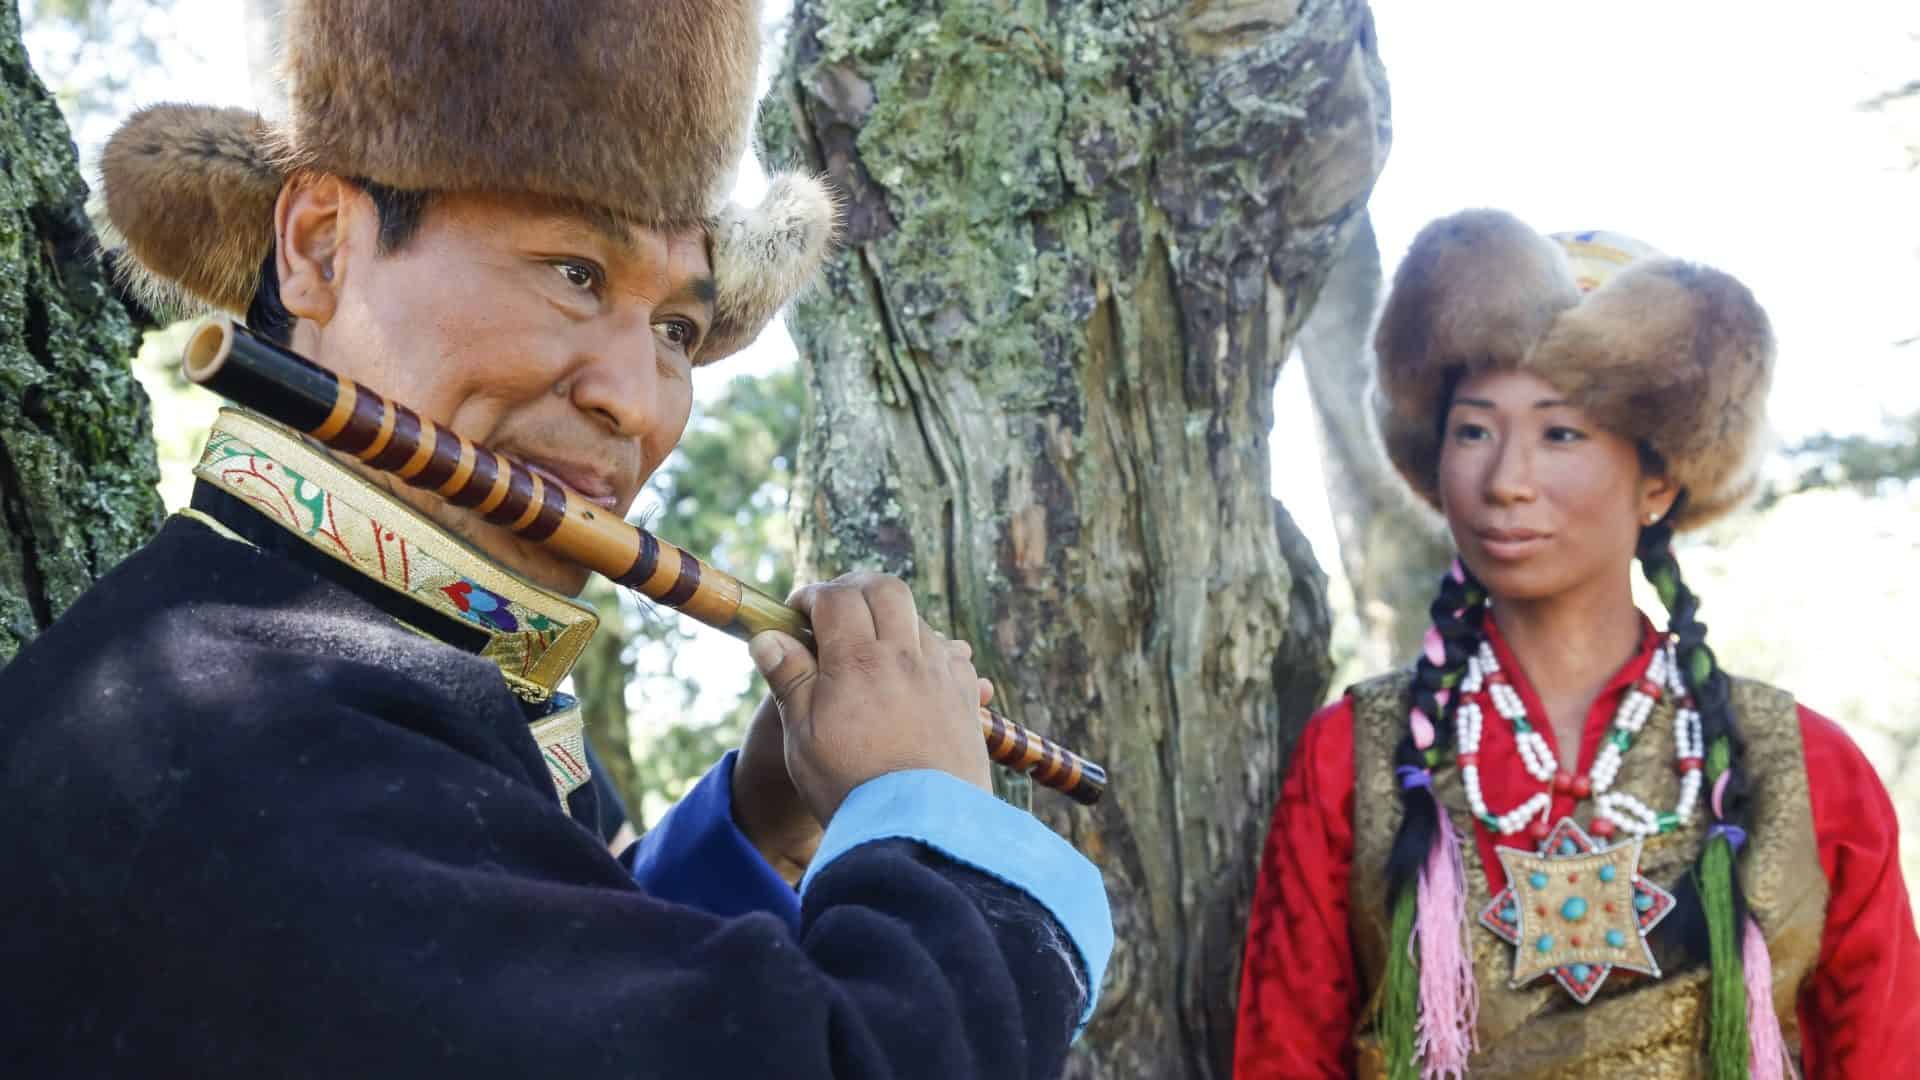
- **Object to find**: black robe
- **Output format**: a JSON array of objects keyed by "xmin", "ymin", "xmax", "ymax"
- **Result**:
[{"xmin": 0, "ymin": 484, "xmax": 1089, "ymax": 1077}]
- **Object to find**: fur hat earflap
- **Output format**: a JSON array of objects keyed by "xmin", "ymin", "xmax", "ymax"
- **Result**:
[
  {"xmin": 1528, "ymin": 259, "xmax": 1775, "ymax": 529},
  {"xmin": 94, "ymin": 0, "xmax": 838, "ymax": 362},
  {"xmin": 706, "ymin": 173, "xmax": 840, "ymax": 362},
  {"xmin": 1370, "ymin": 208, "xmax": 1776, "ymax": 531}
]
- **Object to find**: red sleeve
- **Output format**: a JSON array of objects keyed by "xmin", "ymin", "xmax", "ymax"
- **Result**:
[
  {"xmin": 1794, "ymin": 703, "xmax": 1920, "ymax": 1074},
  {"xmin": 1235, "ymin": 699, "xmax": 1362, "ymax": 1080}
]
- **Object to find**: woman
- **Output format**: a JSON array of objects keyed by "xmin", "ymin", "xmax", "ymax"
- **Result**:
[{"xmin": 1234, "ymin": 210, "xmax": 1919, "ymax": 1077}]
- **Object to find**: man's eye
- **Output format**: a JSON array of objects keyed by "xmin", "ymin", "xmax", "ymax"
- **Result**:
[
  {"xmin": 659, "ymin": 319, "xmax": 699, "ymax": 350},
  {"xmin": 552, "ymin": 260, "xmax": 603, "ymax": 292},
  {"xmin": 1545, "ymin": 426, "xmax": 1587, "ymax": 443},
  {"xmin": 1451, "ymin": 422, "xmax": 1489, "ymax": 442}
]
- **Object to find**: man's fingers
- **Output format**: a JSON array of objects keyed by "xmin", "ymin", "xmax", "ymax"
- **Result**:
[
  {"xmin": 809, "ymin": 581, "xmax": 879, "ymax": 645},
  {"xmin": 749, "ymin": 631, "xmax": 817, "ymax": 721},
  {"xmin": 862, "ymin": 577, "xmax": 921, "ymax": 647},
  {"xmin": 978, "ymin": 677, "xmax": 995, "ymax": 708}
]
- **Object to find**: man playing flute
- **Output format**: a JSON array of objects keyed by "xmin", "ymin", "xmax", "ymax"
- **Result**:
[{"xmin": 0, "ymin": 2, "xmax": 1111, "ymax": 1076}]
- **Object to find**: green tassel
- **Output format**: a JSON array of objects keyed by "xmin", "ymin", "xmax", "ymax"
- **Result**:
[
  {"xmin": 1698, "ymin": 736, "xmax": 1749, "ymax": 1079},
  {"xmin": 1380, "ymin": 889, "xmax": 1420, "ymax": 1080},
  {"xmin": 1649, "ymin": 563, "xmax": 1679, "ymax": 610}
]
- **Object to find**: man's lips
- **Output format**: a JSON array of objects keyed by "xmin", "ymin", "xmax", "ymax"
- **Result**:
[{"xmin": 516, "ymin": 456, "xmax": 625, "ymax": 512}]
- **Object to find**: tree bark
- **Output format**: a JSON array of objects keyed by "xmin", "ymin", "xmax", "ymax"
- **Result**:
[
  {"xmin": 766, "ymin": 1, "xmax": 1385, "ymax": 1072},
  {"xmin": 1297, "ymin": 209, "xmax": 1449, "ymax": 670},
  {"xmin": 0, "ymin": 0, "xmax": 162, "ymax": 663}
]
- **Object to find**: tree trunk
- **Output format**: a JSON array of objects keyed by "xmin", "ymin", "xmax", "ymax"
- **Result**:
[
  {"xmin": 0, "ymin": 0, "xmax": 162, "ymax": 663},
  {"xmin": 1297, "ymin": 209, "xmax": 1449, "ymax": 670},
  {"xmin": 766, "ymin": 1, "xmax": 1385, "ymax": 1072}
]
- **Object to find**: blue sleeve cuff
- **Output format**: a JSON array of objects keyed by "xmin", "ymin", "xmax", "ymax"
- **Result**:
[
  {"xmin": 628, "ymin": 750, "xmax": 801, "ymax": 932},
  {"xmin": 799, "ymin": 771, "xmax": 1112, "ymax": 1028}
]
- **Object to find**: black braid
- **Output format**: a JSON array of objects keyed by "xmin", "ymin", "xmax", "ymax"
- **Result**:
[
  {"xmin": 1636, "ymin": 501, "xmax": 1753, "ymax": 961},
  {"xmin": 1386, "ymin": 562, "xmax": 1489, "ymax": 906}
]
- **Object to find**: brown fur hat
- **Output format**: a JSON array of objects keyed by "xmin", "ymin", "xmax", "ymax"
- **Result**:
[
  {"xmin": 1371, "ymin": 209, "xmax": 1775, "ymax": 531},
  {"xmin": 95, "ymin": 0, "xmax": 836, "ymax": 363}
]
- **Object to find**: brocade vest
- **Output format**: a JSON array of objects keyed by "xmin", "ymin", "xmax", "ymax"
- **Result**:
[{"xmin": 1347, "ymin": 672, "xmax": 1827, "ymax": 1077}]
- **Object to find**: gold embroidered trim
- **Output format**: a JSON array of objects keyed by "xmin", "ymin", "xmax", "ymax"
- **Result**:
[
  {"xmin": 192, "ymin": 408, "xmax": 598, "ymax": 701},
  {"xmin": 528, "ymin": 699, "xmax": 593, "ymax": 805}
]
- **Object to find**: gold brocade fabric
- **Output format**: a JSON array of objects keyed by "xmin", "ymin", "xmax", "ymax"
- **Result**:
[
  {"xmin": 189, "ymin": 408, "xmax": 598, "ymax": 704},
  {"xmin": 1347, "ymin": 673, "xmax": 1827, "ymax": 1078}
]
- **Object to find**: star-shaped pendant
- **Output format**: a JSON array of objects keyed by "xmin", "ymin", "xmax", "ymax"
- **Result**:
[{"xmin": 1478, "ymin": 818, "xmax": 1676, "ymax": 1004}]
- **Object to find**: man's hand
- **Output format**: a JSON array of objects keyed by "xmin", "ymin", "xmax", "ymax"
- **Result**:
[{"xmin": 745, "ymin": 572, "xmax": 994, "ymax": 828}]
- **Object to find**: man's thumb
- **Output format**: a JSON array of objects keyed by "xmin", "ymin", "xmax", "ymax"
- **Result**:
[{"xmin": 749, "ymin": 631, "xmax": 816, "ymax": 713}]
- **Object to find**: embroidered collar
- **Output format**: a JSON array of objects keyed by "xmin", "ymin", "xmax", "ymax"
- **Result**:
[{"xmin": 188, "ymin": 408, "xmax": 598, "ymax": 703}]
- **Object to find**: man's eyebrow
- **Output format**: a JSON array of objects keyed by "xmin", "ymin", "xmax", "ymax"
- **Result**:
[
  {"xmin": 685, "ymin": 277, "xmax": 717, "ymax": 305},
  {"xmin": 1451, "ymin": 396, "xmax": 1495, "ymax": 409}
]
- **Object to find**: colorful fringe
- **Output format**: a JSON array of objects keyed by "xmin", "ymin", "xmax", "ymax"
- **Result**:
[
  {"xmin": 1743, "ymin": 915, "xmax": 1793, "ymax": 1080},
  {"xmin": 1699, "ymin": 737, "xmax": 1750, "ymax": 1079},
  {"xmin": 1382, "ymin": 889, "xmax": 1421, "ymax": 1080},
  {"xmin": 1412, "ymin": 803, "xmax": 1478, "ymax": 1078}
]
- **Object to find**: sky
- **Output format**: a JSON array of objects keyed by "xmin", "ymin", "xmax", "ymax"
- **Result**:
[{"xmin": 26, "ymin": 0, "xmax": 1919, "ymax": 734}]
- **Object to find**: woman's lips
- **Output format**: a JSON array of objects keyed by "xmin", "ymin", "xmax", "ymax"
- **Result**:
[
  {"xmin": 1475, "ymin": 526, "xmax": 1551, "ymax": 561},
  {"xmin": 519, "ymin": 458, "xmax": 623, "ymax": 512}
]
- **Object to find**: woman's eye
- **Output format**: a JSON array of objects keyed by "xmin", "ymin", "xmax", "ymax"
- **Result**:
[
  {"xmin": 552, "ymin": 260, "xmax": 603, "ymax": 293},
  {"xmin": 1451, "ymin": 422, "xmax": 1489, "ymax": 442},
  {"xmin": 1545, "ymin": 426, "xmax": 1587, "ymax": 444}
]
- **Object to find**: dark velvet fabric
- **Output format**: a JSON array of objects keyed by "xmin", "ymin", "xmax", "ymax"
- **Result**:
[{"xmin": 0, "ymin": 499, "xmax": 1084, "ymax": 1077}]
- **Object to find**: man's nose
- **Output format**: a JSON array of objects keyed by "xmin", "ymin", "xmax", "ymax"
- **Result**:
[{"xmin": 567, "ymin": 316, "xmax": 660, "ymax": 437}]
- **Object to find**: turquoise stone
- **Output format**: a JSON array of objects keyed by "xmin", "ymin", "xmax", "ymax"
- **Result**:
[
  {"xmin": 1561, "ymin": 896, "xmax": 1589, "ymax": 921},
  {"xmin": 1657, "ymin": 812, "xmax": 1680, "ymax": 833},
  {"xmin": 1606, "ymin": 930, "xmax": 1627, "ymax": 948},
  {"xmin": 1528, "ymin": 872, "xmax": 1549, "ymax": 889},
  {"xmin": 1535, "ymin": 934, "xmax": 1554, "ymax": 953},
  {"xmin": 1598, "ymin": 864, "xmax": 1617, "ymax": 884},
  {"xmin": 1570, "ymin": 963, "xmax": 1592, "ymax": 982},
  {"xmin": 1634, "ymin": 893, "xmax": 1654, "ymax": 912},
  {"xmin": 1559, "ymin": 838, "xmax": 1577, "ymax": 855},
  {"xmin": 1501, "ymin": 904, "xmax": 1517, "ymax": 924}
]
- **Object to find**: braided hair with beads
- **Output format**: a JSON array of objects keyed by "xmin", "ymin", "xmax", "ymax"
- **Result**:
[{"xmin": 1377, "ymin": 497, "xmax": 1787, "ymax": 1080}]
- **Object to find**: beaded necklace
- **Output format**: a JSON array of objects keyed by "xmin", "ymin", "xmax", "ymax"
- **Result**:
[{"xmin": 1454, "ymin": 638, "xmax": 1705, "ymax": 842}]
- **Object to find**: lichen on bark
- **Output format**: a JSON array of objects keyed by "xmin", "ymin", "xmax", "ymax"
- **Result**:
[
  {"xmin": 0, "ymin": 0, "xmax": 162, "ymax": 661},
  {"xmin": 767, "ymin": 1, "xmax": 1386, "ymax": 1073}
]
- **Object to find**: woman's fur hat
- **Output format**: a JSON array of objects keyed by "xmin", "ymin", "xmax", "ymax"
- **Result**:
[
  {"xmin": 94, "ymin": 0, "xmax": 836, "ymax": 363},
  {"xmin": 1371, "ymin": 209, "xmax": 1776, "ymax": 531}
]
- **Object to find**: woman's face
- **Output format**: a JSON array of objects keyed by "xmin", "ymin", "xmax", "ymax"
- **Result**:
[{"xmin": 1437, "ymin": 369, "xmax": 1674, "ymax": 604}]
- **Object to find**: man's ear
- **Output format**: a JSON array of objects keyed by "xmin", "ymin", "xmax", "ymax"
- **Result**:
[{"xmin": 274, "ymin": 174, "xmax": 352, "ymax": 325}]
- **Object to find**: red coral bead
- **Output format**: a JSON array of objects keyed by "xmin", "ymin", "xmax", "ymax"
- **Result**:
[
  {"xmin": 1589, "ymin": 818, "xmax": 1616, "ymax": 839},
  {"xmin": 1528, "ymin": 819, "xmax": 1552, "ymax": 842},
  {"xmin": 1676, "ymin": 756, "xmax": 1703, "ymax": 774},
  {"xmin": 1571, "ymin": 775, "xmax": 1592, "ymax": 799},
  {"xmin": 1553, "ymin": 771, "xmax": 1574, "ymax": 794},
  {"xmin": 1457, "ymin": 753, "xmax": 1480, "ymax": 769}
]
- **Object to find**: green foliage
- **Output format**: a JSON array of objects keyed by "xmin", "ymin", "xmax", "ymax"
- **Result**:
[
  {"xmin": 602, "ymin": 364, "xmax": 807, "ymax": 820},
  {"xmin": 20, "ymin": 0, "xmax": 170, "ymax": 164},
  {"xmin": 1780, "ymin": 409, "xmax": 1920, "ymax": 495}
]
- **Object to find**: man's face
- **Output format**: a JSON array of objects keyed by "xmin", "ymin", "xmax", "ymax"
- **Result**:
[{"xmin": 276, "ymin": 178, "xmax": 713, "ymax": 595}]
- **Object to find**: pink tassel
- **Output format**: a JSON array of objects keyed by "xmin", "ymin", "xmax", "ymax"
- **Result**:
[
  {"xmin": 1414, "ymin": 794, "xmax": 1479, "ymax": 1079},
  {"xmin": 1744, "ymin": 916, "xmax": 1794, "ymax": 1080}
]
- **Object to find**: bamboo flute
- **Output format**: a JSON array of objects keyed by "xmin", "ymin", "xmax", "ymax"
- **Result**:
[{"xmin": 180, "ymin": 317, "xmax": 1107, "ymax": 805}]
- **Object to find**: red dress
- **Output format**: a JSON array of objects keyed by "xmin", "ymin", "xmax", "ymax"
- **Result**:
[{"xmin": 1235, "ymin": 616, "xmax": 1920, "ymax": 1077}]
